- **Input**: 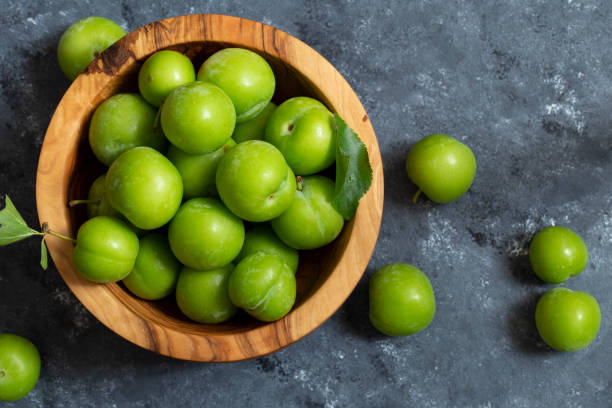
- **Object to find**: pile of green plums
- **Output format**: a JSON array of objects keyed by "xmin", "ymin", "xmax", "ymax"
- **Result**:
[
  {"xmin": 367, "ymin": 134, "xmax": 476, "ymax": 339},
  {"xmin": 529, "ymin": 226, "xmax": 600, "ymax": 351},
  {"xmin": 371, "ymin": 135, "xmax": 601, "ymax": 353},
  {"xmin": 71, "ymin": 45, "xmax": 347, "ymax": 325}
]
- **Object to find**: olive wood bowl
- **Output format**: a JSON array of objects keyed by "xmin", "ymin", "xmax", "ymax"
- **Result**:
[{"xmin": 36, "ymin": 14, "xmax": 383, "ymax": 362}]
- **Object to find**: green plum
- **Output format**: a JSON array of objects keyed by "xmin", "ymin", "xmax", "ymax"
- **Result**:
[
  {"xmin": 235, "ymin": 225, "xmax": 299, "ymax": 273},
  {"xmin": 89, "ymin": 93, "xmax": 166, "ymax": 166},
  {"xmin": 161, "ymin": 81, "xmax": 236, "ymax": 154},
  {"xmin": 138, "ymin": 50, "xmax": 196, "ymax": 107},
  {"xmin": 270, "ymin": 175, "xmax": 343, "ymax": 250},
  {"xmin": 85, "ymin": 174, "xmax": 120, "ymax": 218},
  {"xmin": 197, "ymin": 48, "xmax": 275, "ymax": 122},
  {"xmin": 73, "ymin": 216, "xmax": 139, "ymax": 283},
  {"xmin": 167, "ymin": 138, "xmax": 236, "ymax": 199},
  {"xmin": 535, "ymin": 287, "xmax": 601, "ymax": 352},
  {"xmin": 228, "ymin": 252, "xmax": 296, "ymax": 322},
  {"xmin": 265, "ymin": 97, "xmax": 335, "ymax": 175},
  {"xmin": 232, "ymin": 102, "xmax": 277, "ymax": 143},
  {"xmin": 57, "ymin": 16, "xmax": 126, "ymax": 80},
  {"xmin": 405, "ymin": 133, "xmax": 476, "ymax": 203},
  {"xmin": 122, "ymin": 233, "xmax": 181, "ymax": 300},
  {"xmin": 168, "ymin": 198, "xmax": 244, "ymax": 270},
  {"xmin": 0, "ymin": 334, "xmax": 40, "ymax": 402},
  {"xmin": 369, "ymin": 263, "xmax": 436, "ymax": 336},
  {"xmin": 176, "ymin": 264, "xmax": 238, "ymax": 324},
  {"xmin": 106, "ymin": 147, "xmax": 183, "ymax": 230},
  {"xmin": 216, "ymin": 140, "xmax": 296, "ymax": 221},
  {"xmin": 529, "ymin": 226, "xmax": 588, "ymax": 284},
  {"xmin": 73, "ymin": 174, "xmax": 143, "ymax": 237}
]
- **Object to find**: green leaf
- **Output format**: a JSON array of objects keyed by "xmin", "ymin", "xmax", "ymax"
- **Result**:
[
  {"xmin": 40, "ymin": 238, "xmax": 48, "ymax": 270},
  {"xmin": 0, "ymin": 195, "xmax": 40, "ymax": 246},
  {"xmin": 332, "ymin": 114, "xmax": 373, "ymax": 220}
]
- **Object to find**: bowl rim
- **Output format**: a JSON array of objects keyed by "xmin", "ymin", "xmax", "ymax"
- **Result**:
[{"xmin": 36, "ymin": 14, "xmax": 384, "ymax": 362}]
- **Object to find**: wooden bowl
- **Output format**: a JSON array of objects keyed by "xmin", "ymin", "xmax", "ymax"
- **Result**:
[{"xmin": 36, "ymin": 14, "xmax": 383, "ymax": 362}]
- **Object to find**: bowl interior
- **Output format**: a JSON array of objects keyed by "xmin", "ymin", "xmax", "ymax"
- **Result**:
[{"xmin": 68, "ymin": 41, "xmax": 356, "ymax": 336}]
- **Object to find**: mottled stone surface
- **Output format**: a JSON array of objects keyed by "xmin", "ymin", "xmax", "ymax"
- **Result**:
[{"xmin": 1, "ymin": 1, "xmax": 612, "ymax": 407}]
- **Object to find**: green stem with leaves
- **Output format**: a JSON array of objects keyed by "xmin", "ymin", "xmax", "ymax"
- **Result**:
[{"xmin": 0, "ymin": 195, "xmax": 76, "ymax": 270}]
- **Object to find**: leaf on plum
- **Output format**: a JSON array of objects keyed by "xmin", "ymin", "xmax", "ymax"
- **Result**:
[
  {"xmin": 332, "ymin": 114, "xmax": 373, "ymax": 220},
  {"xmin": 0, "ymin": 195, "xmax": 40, "ymax": 246}
]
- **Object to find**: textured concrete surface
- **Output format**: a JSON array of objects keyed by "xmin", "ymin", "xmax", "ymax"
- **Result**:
[{"xmin": 1, "ymin": 0, "xmax": 612, "ymax": 407}]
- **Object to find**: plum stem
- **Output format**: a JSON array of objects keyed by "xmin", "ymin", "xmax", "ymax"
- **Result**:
[
  {"xmin": 69, "ymin": 199, "xmax": 98, "ymax": 207},
  {"xmin": 296, "ymin": 176, "xmax": 303, "ymax": 192},
  {"xmin": 412, "ymin": 189, "xmax": 422, "ymax": 204},
  {"xmin": 41, "ymin": 222, "xmax": 76, "ymax": 244}
]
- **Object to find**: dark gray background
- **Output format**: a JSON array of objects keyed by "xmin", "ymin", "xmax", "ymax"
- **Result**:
[{"xmin": 1, "ymin": 0, "xmax": 611, "ymax": 406}]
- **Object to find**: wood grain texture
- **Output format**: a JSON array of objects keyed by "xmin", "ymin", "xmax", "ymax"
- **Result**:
[{"xmin": 35, "ymin": 14, "xmax": 384, "ymax": 362}]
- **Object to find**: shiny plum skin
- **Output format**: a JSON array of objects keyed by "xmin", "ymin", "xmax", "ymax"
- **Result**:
[
  {"xmin": 105, "ymin": 147, "xmax": 183, "ymax": 230},
  {"xmin": 270, "ymin": 175, "xmax": 343, "ymax": 250},
  {"xmin": 72, "ymin": 216, "xmax": 139, "ymax": 283},
  {"xmin": 369, "ymin": 263, "xmax": 436, "ymax": 336},
  {"xmin": 197, "ymin": 48, "xmax": 275, "ymax": 123},
  {"xmin": 167, "ymin": 138, "xmax": 236, "ymax": 199},
  {"xmin": 161, "ymin": 81, "xmax": 236, "ymax": 154},
  {"xmin": 405, "ymin": 134, "xmax": 476, "ymax": 203},
  {"xmin": 168, "ymin": 198, "xmax": 245, "ymax": 270},
  {"xmin": 228, "ymin": 252, "xmax": 296, "ymax": 322},
  {"xmin": 535, "ymin": 287, "xmax": 601, "ymax": 352},
  {"xmin": 529, "ymin": 226, "xmax": 588, "ymax": 284},
  {"xmin": 0, "ymin": 334, "xmax": 41, "ymax": 402},
  {"xmin": 57, "ymin": 16, "xmax": 126, "ymax": 80},
  {"xmin": 235, "ymin": 225, "xmax": 299, "ymax": 273},
  {"xmin": 122, "ymin": 233, "xmax": 181, "ymax": 300},
  {"xmin": 232, "ymin": 102, "xmax": 277, "ymax": 143},
  {"xmin": 176, "ymin": 264, "xmax": 238, "ymax": 324},
  {"xmin": 265, "ymin": 97, "xmax": 335, "ymax": 175},
  {"xmin": 216, "ymin": 140, "xmax": 296, "ymax": 222},
  {"xmin": 89, "ymin": 93, "xmax": 166, "ymax": 166},
  {"xmin": 138, "ymin": 50, "xmax": 196, "ymax": 107}
]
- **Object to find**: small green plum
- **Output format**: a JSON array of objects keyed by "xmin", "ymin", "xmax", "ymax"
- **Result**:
[
  {"xmin": 89, "ymin": 93, "xmax": 166, "ymax": 166},
  {"xmin": 235, "ymin": 225, "xmax": 299, "ymax": 273},
  {"xmin": 167, "ymin": 138, "xmax": 236, "ymax": 199},
  {"xmin": 216, "ymin": 140, "xmax": 296, "ymax": 222},
  {"xmin": 228, "ymin": 252, "xmax": 296, "ymax": 322},
  {"xmin": 176, "ymin": 264, "xmax": 238, "ymax": 324},
  {"xmin": 76, "ymin": 174, "xmax": 143, "ymax": 237},
  {"xmin": 72, "ymin": 216, "xmax": 139, "ymax": 283},
  {"xmin": 57, "ymin": 16, "xmax": 126, "ymax": 80},
  {"xmin": 0, "ymin": 334, "xmax": 41, "ymax": 402},
  {"xmin": 138, "ymin": 50, "xmax": 196, "ymax": 107},
  {"xmin": 369, "ymin": 263, "xmax": 436, "ymax": 336},
  {"xmin": 106, "ymin": 147, "xmax": 183, "ymax": 230},
  {"xmin": 85, "ymin": 174, "xmax": 120, "ymax": 218},
  {"xmin": 529, "ymin": 226, "xmax": 588, "ymax": 284},
  {"xmin": 197, "ymin": 48, "xmax": 275, "ymax": 122},
  {"xmin": 161, "ymin": 81, "xmax": 236, "ymax": 154},
  {"xmin": 265, "ymin": 97, "xmax": 335, "ymax": 175},
  {"xmin": 405, "ymin": 133, "xmax": 476, "ymax": 203},
  {"xmin": 168, "ymin": 198, "xmax": 244, "ymax": 270},
  {"xmin": 270, "ymin": 175, "xmax": 344, "ymax": 250},
  {"xmin": 122, "ymin": 233, "xmax": 181, "ymax": 300},
  {"xmin": 535, "ymin": 287, "xmax": 601, "ymax": 352},
  {"xmin": 232, "ymin": 102, "xmax": 277, "ymax": 143}
]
